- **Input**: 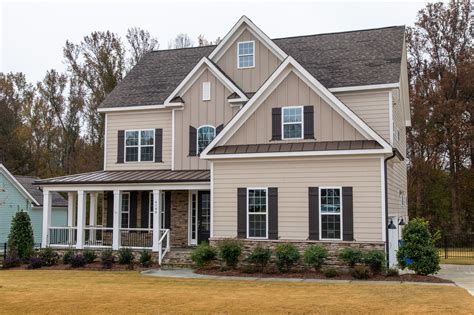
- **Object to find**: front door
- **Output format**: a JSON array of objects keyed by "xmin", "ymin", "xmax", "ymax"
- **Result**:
[{"xmin": 197, "ymin": 191, "xmax": 211, "ymax": 244}]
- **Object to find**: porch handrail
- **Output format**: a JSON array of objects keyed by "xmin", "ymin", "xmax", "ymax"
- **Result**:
[
  {"xmin": 119, "ymin": 227, "xmax": 152, "ymax": 232},
  {"xmin": 85, "ymin": 226, "xmax": 113, "ymax": 230},
  {"xmin": 158, "ymin": 228, "xmax": 170, "ymax": 265}
]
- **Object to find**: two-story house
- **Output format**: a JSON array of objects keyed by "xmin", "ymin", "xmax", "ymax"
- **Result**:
[{"xmin": 35, "ymin": 16, "xmax": 409, "ymax": 266}]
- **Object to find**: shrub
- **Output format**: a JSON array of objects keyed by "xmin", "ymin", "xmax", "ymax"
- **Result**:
[
  {"xmin": 363, "ymin": 250, "xmax": 385, "ymax": 274},
  {"xmin": 351, "ymin": 265, "xmax": 370, "ymax": 280},
  {"xmin": 3, "ymin": 247, "xmax": 21, "ymax": 268},
  {"xmin": 191, "ymin": 243, "xmax": 217, "ymax": 267},
  {"xmin": 7, "ymin": 211, "xmax": 34, "ymax": 262},
  {"xmin": 118, "ymin": 248, "xmax": 135, "ymax": 265},
  {"xmin": 303, "ymin": 245, "xmax": 328, "ymax": 271},
  {"xmin": 338, "ymin": 248, "xmax": 363, "ymax": 267},
  {"xmin": 275, "ymin": 243, "xmax": 300, "ymax": 273},
  {"xmin": 323, "ymin": 267, "xmax": 339, "ymax": 278},
  {"xmin": 38, "ymin": 247, "xmax": 59, "ymax": 266},
  {"xmin": 62, "ymin": 249, "xmax": 75, "ymax": 265},
  {"xmin": 385, "ymin": 267, "xmax": 399, "ymax": 277},
  {"xmin": 70, "ymin": 254, "xmax": 87, "ymax": 268},
  {"xmin": 101, "ymin": 249, "xmax": 115, "ymax": 269},
  {"xmin": 83, "ymin": 250, "xmax": 97, "ymax": 264},
  {"xmin": 27, "ymin": 256, "xmax": 44, "ymax": 269},
  {"xmin": 396, "ymin": 218, "xmax": 440, "ymax": 275},
  {"xmin": 246, "ymin": 246, "xmax": 272, "ymax": 272},
  {"xmin": 217, "ymin": 240, "xmax": 243, "ymax": 268},
  {"xmin": 139, "ymin": 250, "xmax": 153, "ymax": 267}
]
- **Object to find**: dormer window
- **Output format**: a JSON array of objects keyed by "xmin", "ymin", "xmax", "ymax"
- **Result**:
[
  {"xmin": 282, "ymin": 106, "xmax": 304, "ymax": 139},
  {"xmin": 237, "ymin": 41, "xmax": 255, "ymax": 69}
]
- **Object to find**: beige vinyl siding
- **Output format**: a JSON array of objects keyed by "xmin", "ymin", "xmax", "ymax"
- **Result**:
[
  {"xmin": 174, "ymin": 69, "xmax": 240, "ymax": 170},
  {"xmin": 226, "ymin": 72, "xmax": 366, "ymax": 145},
  {"xmin": 216, "ymin": 27, "xmax": 281, "ymax": 92},
  {"xmin": 105, "ymin": 110, "xmax": 172, "ymax": 170},
  {"xmin": 391, "ymin": 89, "xmax": 407, "ymax": 156},
  {"xmin": 387, "ymin": 159, "xmax": 408, "ymax": 218},
  {"xmin": 213, "ymin": 156, "xmax": 383, "ymax": 242},
  {"xmin": 399, "ymin": 41, "xmax": 410, "ymax": 127},
  {"xmin": 335, "ymin": 90, "xmax": 390, "ymax": 143}
]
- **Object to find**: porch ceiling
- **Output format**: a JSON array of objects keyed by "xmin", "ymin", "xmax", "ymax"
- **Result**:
[{"xmin": 34, "ymin": 169, "xmax": 210, "ymax": 186}]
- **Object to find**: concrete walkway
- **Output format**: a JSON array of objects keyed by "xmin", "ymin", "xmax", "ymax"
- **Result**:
[
  {"xmin": 438, "ymin": 264, "xmax": 474, "ymax": 296},
  {"xmin": 141, "ymin": 268, "xmax": 456, "ymax": 287}
]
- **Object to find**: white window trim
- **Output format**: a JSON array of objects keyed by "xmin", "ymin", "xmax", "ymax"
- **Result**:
[
  {"xmin": 124, "ymin": 129, "xmax": 155, "ymax": 163},
  {"xmin": 281, "ymin": 106, "xmax": 304, "ymax": 140},
  {"xmin": 197, "ymin": 125, "xmax": 216, "ymax": 154},
  {"xmin": 246, "ymin": 187, "xmax": 268, "ymax": 239},
  {"xmin": 319, "ymin": 187, "xmax": 343, "ymax": 241},
  {"xmin": 237, "ymin": 40, "xmax": 255, "ymax": 69},
  {"xmin": 121, "ymin": 192, "xmax": 131, "ymax": 229}
]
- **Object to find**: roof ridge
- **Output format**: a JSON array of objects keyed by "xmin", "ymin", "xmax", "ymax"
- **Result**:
[{"xmin": 150, "ymin": 44, "xmax": 216, "ymax": 53}]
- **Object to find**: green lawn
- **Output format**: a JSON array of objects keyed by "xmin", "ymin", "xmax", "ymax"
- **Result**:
[{"xmin": 0, "ymin": 270, "xmax": 473, "ymax": 314}]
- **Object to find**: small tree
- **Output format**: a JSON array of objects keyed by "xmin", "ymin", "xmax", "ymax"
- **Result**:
[
  {"xmin": 397, "ymin": 218, "xmax": 440, "ymax": 275},
  {"xmin": 7, "ymin": 211, "xmax": 34, "ymax": 262}
]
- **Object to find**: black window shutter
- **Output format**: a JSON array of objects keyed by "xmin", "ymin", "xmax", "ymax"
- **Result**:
[
  {"xmin": 308, "ymin": 187, "xmax": 319, "ymax": 240},
  {"xmin": 342, "ymin": 187, "xmax": 354, "ymax": 241},
  {"xmin": 129, "ymin": 192, "xmax": 137, "ymax": 228},
  {"xmin": 189, "ymin": 126, "xmax": 197, "ymax": 156},
  {"xmin": 141, "ymin": 192, "xmax": 150, "ymax": 229},
  {"xmin": 268, "ymin": 187, "xmax": 278, "ymax": 240},
  {"xmin": 117, "ymin": 130, "xmax": 125, "ymax": 163},
  {"xmin": 216, "ymin": 124, "xmax": 224, "ymax": 135},
  {"xmin": 165, "ymin": 191, "xmax": 171, "ymax": 229},
  {"xmin": 237, "ymin": 188, "xmax": 247, "ymax": 238},
  {"xmin": 271, "ymin": 108, "xmax": 282, "ymax": 140},
  {"xmin": 155, "ymin": 128, "xmax": 163, "ymax": 162},
  {"xmin": 304, "ymin": 106, "xmax": 314, "ymax": 139},
  {"xmin": 106, "ymin": 191, "xmax": 114, "ymax": 228}
]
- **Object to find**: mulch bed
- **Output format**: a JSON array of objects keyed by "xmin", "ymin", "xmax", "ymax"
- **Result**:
[
  {"xmin": 196, "ymin": 268, "xmax": 453, "ymax": 283},
  {"xmin": 4, "ymin": 262, "xmax": 160, "ymax": 272}
]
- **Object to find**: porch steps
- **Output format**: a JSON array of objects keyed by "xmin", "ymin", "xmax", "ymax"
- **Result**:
[{"xmin": 161, "ymin": 247, "xmax": 195, "ymax": 269}]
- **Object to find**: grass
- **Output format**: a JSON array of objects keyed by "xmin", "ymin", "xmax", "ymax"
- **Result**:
[{"xmin": 0, "ymin": 271, "xmax": 473, "ymax": 314}]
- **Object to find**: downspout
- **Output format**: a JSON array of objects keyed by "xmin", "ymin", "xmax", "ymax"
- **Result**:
[{"xmin": 384, "ymin": 149, "xmax": 397, "ymax": 267}]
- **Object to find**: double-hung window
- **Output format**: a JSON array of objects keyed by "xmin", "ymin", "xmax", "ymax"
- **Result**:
[
  {"xmin": 237, "ymin": 41, "xmax": 255, "ymax": 68},
  {"xmin": 121, "ymin": 193, "xmax": 130, "ymax": 229},
  {"xmin": 125, "ymin": 130, "xmax": 154, "ymax": 162},
  {"xmin": 282, "ymin": 106, "xmax": 303, "ymax": 139},
  {"xmin": 197, "ymin": 125, "xmax": 216, "ymax": 154},
  {"xmin": 247, "ymin": 188, "xmax": 268, "ymax": 238},
  {"xmin": 320, "ymin": 188, "xmax": 342, "ymax": 240}
]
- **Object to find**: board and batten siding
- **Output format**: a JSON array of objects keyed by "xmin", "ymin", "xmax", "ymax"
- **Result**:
[
  {"xmin": 215, "ymin": 27, "xmax": 281, "ymax": 93},
  {"xmin": 105, "ymin": 110, "xmax": 172, "ymax": 170},
  {"xmin": 225, "ymin": 71, "xmax": 366, "ymax": 145},
  {"xmin": 174, "ymin": 69, "xmax": 240, "ymax": 170},
  {"xmin": 212, "ymin": 156, "xmax": 383, "ymax": 242}
]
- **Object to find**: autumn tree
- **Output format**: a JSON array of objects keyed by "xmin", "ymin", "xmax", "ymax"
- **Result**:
[
  {"xmin": 168, "ymin": 33, "xmax": 193, "ymax": 49},
  {"xmin": 126, "ymin": 27, "xmax": 159, "ymax": 67}
]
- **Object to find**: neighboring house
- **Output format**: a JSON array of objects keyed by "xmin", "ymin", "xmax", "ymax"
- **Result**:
[
  {"xmin": 0, "ymin": 164, "xmax": 67, "ymax": 245},
  {"xmin": 35, "ymin": 16, "xmax": 409, "ymax": 267}
]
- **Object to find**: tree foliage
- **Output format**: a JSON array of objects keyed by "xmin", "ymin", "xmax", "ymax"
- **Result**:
[{"xmin": 7, "ymin": 211, "xmax": 34, "ymax": 262}]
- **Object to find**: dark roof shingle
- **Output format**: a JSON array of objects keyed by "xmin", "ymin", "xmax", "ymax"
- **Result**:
[{"xmin": 14, "ymin": 176, "xmax": 67, "ymax": 207}]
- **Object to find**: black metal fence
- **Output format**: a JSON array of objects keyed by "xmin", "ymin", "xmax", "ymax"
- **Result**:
[
  {"xmin": 437, "ymin": 235, "xmax": 474, "ymax": 260},
  {"xmin": 1, "ymin": 243, "xmax": 42, "ymax": 261}
]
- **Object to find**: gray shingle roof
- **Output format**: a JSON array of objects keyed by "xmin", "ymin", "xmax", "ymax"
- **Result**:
[
  {"xmin": 14, "ymin": 176, "xmax": 67, "ymax": 207},
  {"xmin": 99, "ymin": 26, "xmax": 405, "ymax": 109}
]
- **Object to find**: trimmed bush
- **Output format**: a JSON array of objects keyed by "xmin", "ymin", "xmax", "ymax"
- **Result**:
[
  {"xmin": 27, "ymin": 256, "xmax": 44, "ymax": 269},
  {"xmin": 191, "ymin": 243, "xmax": 217, "ymax": 267},
  {"xmin": 397, "ymin": 218, "xmax": 440, "ymax": 275},
  {"xmin": 83, "ymin": 250, "xmax": 97, "ymax": 264},
  {"xmin": 351, "ymin": 265, "xmax": 370, "ymax": 279},
  {"xmin": 303, "ymin": 245, "xmax": 328, "ymax": 271},
  {"xmin": 275, "ymin": 243, "xmax": 300, "ymax": 273},
  {"xmin": 139, "ymin": 250, "xmax": 153, "ymax": 267},
  {"xmin": 385, "ymin": 267, "xmax": 399, "ymax": 277},
  {"xmin": 363, "ymin": 250, "xmax": 385, "ymax": 274},
  {"xmin": 7, "ymin": 211, "xmax": 34, "ymax": 262},
  {"xmin": 3, "ymin": 247, "xmax": 21, "ymax": 268},
  {"xmin": 246, "ymin": 246, "xmax": 272, "ymax": 272},
  {"xmin": 101, "ymin": 249, "xmax": 115, "ymax": 269},
  {"xmin": 323, "ymin": 267, "xmax": 338, "ymax": 278},
  {"xmin": 38, "ymin": 247, "xmax": 59, "ymax": 266},
  {"xmin": 217, "ymin": 240, "xmax": 242, "ymax": 268},
  {"xmin": 338, "ymin": 248, "xmax": 363, "ymax": 267},
  {"xmin": 118, "ymin": 248, "xmax": 135, "ymax": 265},
  {"xmin": 62, "ymin": 249, "xmax": 75, "ymax": 265},
  {"xmin": 70, "ymin": 254, "xmax": 87, "ymax": 268}
]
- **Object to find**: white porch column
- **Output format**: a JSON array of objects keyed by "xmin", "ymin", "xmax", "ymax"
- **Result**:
[
  {"xmin": 112, "ymin": 190, "xmax": 121, "ymax": 250},
  {"xmin": 152, "ymin": 190, "xmax": 161, "ymax": 252},
  {"xmin": 41, "ymin": 190, "xmax": 52, "ymax": 248},
  {"xmin": 76, "ymin": 190, "xmax": 86, "ymax": 249},
  {"xmin": 89, "ymin": 192, "xmax": 97, "ymax": 243},
  {"xmin": 67, "ymin": 192, "xmax": 75, "ymax": 245}
]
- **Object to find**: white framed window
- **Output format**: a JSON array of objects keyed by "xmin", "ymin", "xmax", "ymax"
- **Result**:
[
  {"xmin": 320, "ymin": 187, "xmax": 342, "ymax": 240},
  {"xmin": 282, "ymin": 106, "xmax": 304, "ymax": 139},
  {"xmin": 125, "ymin": 129, "xmax": 155, "ymax": 162},
  {"xmin": 120, "ymin": 192, "xmax": 130, "ymax": 229},
  {"xmin": 247, "ymin": 188, "xmax": 268, "ymax": 239},
  {"xmin": 399, "ymin": 190, "xmax": 406, "ymax": 208},
  {"xmin": 149, "ymin": 192, "xmax": 166, "ymax": 229},
  {"xmin": 237, "ymin": 41, "xmax": 255, "ymax": 69},
  {"xmin": 197, "ymin": 125, "xmax": 216, "ymax": 154},
  {"xmin": 202, "ymin": 82, "xmax": 211, "ymax": 101}
]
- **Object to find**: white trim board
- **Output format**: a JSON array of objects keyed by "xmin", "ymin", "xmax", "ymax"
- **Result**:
[
  {"xmin": 204, "ymin": 149, "xmax": 391, "ymax": 160},
  {"xmin": 329, "ymin": 83, "xmax": 399, "ymax": 93},
  {"xmin": 0, "ymin": 164, "xmax": 40, "ymax": 206}
]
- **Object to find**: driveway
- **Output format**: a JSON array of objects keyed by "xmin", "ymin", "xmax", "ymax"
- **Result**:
[{"xmin": 438, "ymin": 264, "xmax": 474, "ymax": 296}]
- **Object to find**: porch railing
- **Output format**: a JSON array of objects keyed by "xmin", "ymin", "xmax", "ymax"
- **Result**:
[
  {"xmin": 84, "ymin": 227, "xmax": 113, "ymax": 247},
  {"xmin": 120, "ymin": 228, "xmax": 153, "ymax": 248},
  {"xmin": 49, "ymin": 227, "xmax": 77, "ymax": 247},
  {"xmin": 158, "ymin": 228, "xmax": 170, "ymax": 264}
]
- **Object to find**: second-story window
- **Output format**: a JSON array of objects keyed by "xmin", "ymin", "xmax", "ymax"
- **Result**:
[
  {"xmin": 197, "ymin": 125, "xmax": 216, "ymax": 154},
  {"xmin": 125, "ymin": 130, "xmax": 154, "ymax": 162},
  {"xmin": 282, "ymin": 106, "xmax": 303, "ymax": 139},
  {"xmin": 238, "ymin": 41, "xmax": 255, "ymax": 68}
]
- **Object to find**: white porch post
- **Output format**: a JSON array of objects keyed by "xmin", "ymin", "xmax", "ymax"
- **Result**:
[
  {"xmin": 76, "ymin": 191, "xmax": 86, "ymax": 249},
  {"xmin": 41, "ymin": 190, "xmax": 52, "ymax": 248},
  {"xmin": 112, "ymin": 190, "xmax": 121, "ymax": 250},
  {"xmin": 152, "ymin": 189, "xmax": 161, "ymax": 252},
  {"xmin": 67, "ymin": 192, "xmax": 75, "ymax": 245},
  {"xmin": 89, "ymin": 192, "xmax": 97, "ymax": 243}
]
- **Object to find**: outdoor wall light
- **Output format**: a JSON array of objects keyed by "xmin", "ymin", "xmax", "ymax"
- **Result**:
[
  {"xmin": 388, "ymin": 220, "xmax": 397, "ymax": 229},
  {"xmin": 398, "ymin": 218, "xmax": 406, "ymax": 226}
]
